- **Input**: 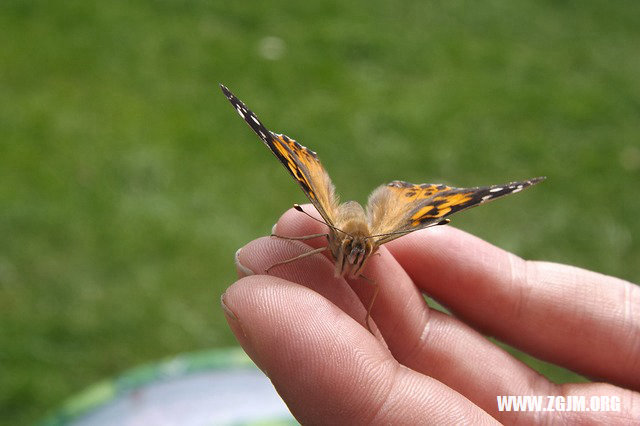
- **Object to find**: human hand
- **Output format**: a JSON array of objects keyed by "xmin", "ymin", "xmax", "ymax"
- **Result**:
[{"xmin": 221, "ymin": 205, "xmax": 640, "ymax": 424}]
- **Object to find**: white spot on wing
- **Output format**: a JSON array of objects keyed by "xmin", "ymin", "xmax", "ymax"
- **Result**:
[
  {"xmin": 489, "ymin": 187, "xmax": 503, "ymax": 193},
  {"xmin": 251, "ymin": 115, "xmax": 260, "ymax": 125},
  {"xmin": 481, "ymin": 195, "xmax": 492, "ymax": 203},
  {"xmin": 235, "ymin": 105, "xmax": 245, "ymax": 118}
]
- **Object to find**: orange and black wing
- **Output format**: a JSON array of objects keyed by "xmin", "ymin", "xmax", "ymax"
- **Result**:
[
  {"xmin": 367, "ymin": 177, "xmax": 545, "ymax": 245},
  {"xmin": 220, "ymin": 85, "xmax": 338, "ymax": 226}
]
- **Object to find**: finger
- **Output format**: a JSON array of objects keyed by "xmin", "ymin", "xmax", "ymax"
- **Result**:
[
  {"xmin": 221, "ymin": 275, "xmax": 496, "ymax": 425},
  {"xmin": 234, "ymin": 235, "xmax": 375, "ymax": 333},
  {"xmin": 386, "ymin": 225, "xmax": 640, "ymax": 390}
]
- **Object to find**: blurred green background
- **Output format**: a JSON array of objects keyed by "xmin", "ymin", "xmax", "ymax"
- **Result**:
[{"xmin": 2, "ymin": 0, "xmax": 639, "ymax": 424}]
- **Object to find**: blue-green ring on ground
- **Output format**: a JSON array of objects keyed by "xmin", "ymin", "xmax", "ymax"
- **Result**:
[{"xmin": 39, "ymin": 347, "xmax": 296, "ymax": 426}]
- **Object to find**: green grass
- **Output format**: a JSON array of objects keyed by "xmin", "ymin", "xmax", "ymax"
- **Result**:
[{"xmin": 1, "ymin": 1, "xmax": 639, "ymax": 424}]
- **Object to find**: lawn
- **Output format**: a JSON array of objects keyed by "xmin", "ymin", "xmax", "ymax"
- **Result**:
[{"xmin": 1, "ymin": 1, "xmax": 639, "ymax": 424}]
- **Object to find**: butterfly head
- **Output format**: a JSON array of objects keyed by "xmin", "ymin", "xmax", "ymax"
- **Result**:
[
  {"xmin": 328, "ymin": 201, "xmax": 377, "ymax": 278},
  {"xmin": 340, "ymin": 232, "xmax": 375, "ymax": 277}
]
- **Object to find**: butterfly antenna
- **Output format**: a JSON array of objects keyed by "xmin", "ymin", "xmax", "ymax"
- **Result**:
[
  {"xmin": 293, "ymin": 204, "xmax": 350, "ymax": 235},
  {"xmin": 366, "ymin": 219, "xmax": 450, "ymax": 239}
]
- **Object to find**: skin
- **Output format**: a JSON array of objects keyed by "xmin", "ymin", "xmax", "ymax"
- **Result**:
[{"xmin": 221, "ymin": 205, "xmax": 640, "ymax": 424}]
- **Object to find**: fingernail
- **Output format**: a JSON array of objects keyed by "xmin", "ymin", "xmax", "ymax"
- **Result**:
[
  {"xmin": 271, "ymin": 222, "xmax": 278, "ymax": 234},
  {"xmin": 221, "ymin": 290, "xmax": 263, "ymax": 373},
  {"xmin": 220, "ymin": 292, "xmax": 238, "ymax": 321},
  {"xmin": 221, "ymin": 292, "xmax": 249, "ymax": 346},
  {"xmin": 235, "ymin": 247, "xmax": 254, "ymax": 277}
]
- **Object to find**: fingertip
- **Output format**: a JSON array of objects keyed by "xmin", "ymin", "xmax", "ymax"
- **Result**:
[
  {"xmin": 221, "ymin": 281, "xmax": 259, "ymax": 369},
  {"xmin": 222, "ymin": 277, "xmax": 388, "ymax": 422},
  {"xmin": 220, "ymin": 291, "xmax": 238, "ymax": 322},
  {"xmin": 222, "ymin": 275, "xmax": 323, "ymax": 374}
]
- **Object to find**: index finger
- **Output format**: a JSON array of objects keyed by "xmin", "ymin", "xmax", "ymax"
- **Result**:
[{"xmin": 386, "ymin": 226, "xmax": 640, "ymax": 390}]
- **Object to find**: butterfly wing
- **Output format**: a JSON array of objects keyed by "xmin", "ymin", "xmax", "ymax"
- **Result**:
[
  {"xmin": 367, "ymin": 177, "xmax": 545, "ymax": 245},
  {"xmin": 221, "ymin": 84, "xmax": 338, "ymax": 226}
]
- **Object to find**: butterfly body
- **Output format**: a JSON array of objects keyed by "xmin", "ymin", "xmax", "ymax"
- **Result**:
[{"xmin": 220, "ymin": 84, "xmax": 544, "ymax": 284}]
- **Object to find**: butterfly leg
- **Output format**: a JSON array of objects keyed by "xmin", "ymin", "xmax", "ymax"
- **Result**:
[
  {"xmin": 265, "ymin": 246, "xmax": 328, "ymax": 273},
  {"xmin": 358, "ymin": 274, "xmax": 379, "ymax": 334},
  {"xmin": 270, "ymin": 233, "xmax": 329, "ymax": 241}
]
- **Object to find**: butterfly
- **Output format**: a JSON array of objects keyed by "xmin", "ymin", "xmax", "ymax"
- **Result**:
[{"xmin": 221, "ymin": 84, "xmax": 544, "ymax": 331}]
